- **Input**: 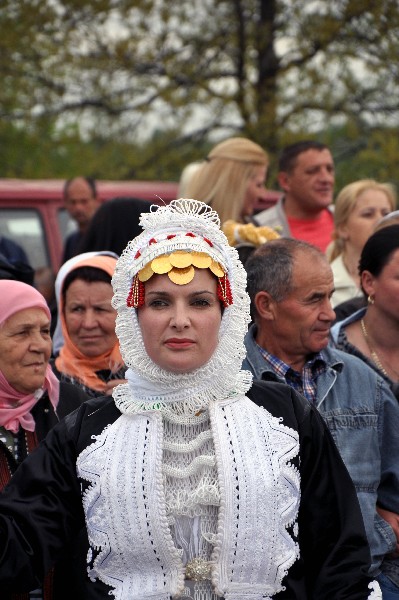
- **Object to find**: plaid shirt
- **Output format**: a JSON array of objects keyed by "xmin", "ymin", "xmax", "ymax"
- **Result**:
[{"xmin": 255, "ymin": 343, "xmax": 328, "ymax": 403}]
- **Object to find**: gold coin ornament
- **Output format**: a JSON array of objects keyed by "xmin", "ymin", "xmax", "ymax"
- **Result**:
[
  {"xmin": 209, "ymin": 260, "xmax": 224, "ymax": 277},
  {"xmin": 128, "ymin": 238, "xmax": 233, "ymax": 308},
  {"xmin": 137, "ymin": 262, "xmax": 154, "ymax": 282},
  {"xmin": 191, "ymin": 252, "xmax": 212, "ymax": 269},
  {"xmin": 169, "ymin": 265, "xmax": 195, "ymax": 284},
  {"xmin": 151, "ymin": 255, "xmax": 172, "ymax": 274},
  {"xmin": 137, "ymin": 251, "xmax": 226, "ymax": 284},
  {"xmin": 169, "ymin": 251, "xmax": 193, "ymax": 269}
]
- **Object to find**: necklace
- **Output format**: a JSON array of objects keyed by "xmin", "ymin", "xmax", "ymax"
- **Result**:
[{"xmin": 360, "ymin": 318, "xmax": 399, "ymax": 380}]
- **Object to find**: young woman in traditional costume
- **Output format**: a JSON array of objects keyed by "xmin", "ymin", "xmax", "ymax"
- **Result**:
[{"xmin": 0, "ymin": 200, "xmax": 378, "ymax": 599}]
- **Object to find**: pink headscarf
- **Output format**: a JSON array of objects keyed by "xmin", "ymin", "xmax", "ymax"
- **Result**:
[{"xmin": 0, "ymin": 280, "xmax": 60, "ymax": 433}]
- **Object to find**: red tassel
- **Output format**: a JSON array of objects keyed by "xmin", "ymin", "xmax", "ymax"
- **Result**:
[
  {"xmin": 217, "ymin": 274, "xmax": 233, "ymax": 307},
  {"xmin": 127, "ymin": 275, "xmax": 145, "ymax": 308}
]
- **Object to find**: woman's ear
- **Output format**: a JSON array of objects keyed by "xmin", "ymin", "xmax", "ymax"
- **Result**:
[
  {"xmin": 361, "ymin": 270, "xmax": 375, "ymax": 298},
  {"xmin": 254, "ymin": 291, "xmax": 275, "ymax": 320},
  {"xmin": 336, "ymin": 223, "xmax": 349, "ymax": 241}
]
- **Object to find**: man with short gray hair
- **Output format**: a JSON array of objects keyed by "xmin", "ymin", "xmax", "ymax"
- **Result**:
[{"xmin": 243, "ymin": 237, "xmax": 399, "ymax": 598}]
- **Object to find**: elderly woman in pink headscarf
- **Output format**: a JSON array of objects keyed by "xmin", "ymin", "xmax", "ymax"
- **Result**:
[{"xmin": 0, "ymin": 280, "xmax": 87, "ymax": 598}]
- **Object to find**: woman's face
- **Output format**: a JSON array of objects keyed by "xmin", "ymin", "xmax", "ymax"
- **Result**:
[
  {"xmin": 339, "ymin": 189, "xmax": 392, "ymax": 252},
  {"xmin": 0, "ymin": 308, "xmax": 51, "ymax": 394},
  {"xmin": 363, "ymin": 248, "xmax": 399, "ymax": 320},
  {"xmin": 241, "ymin": 165, "xmax": 268, "ymax": 221},
  {"xmin": 64, "ymin": 279, "xmax": 117, "ymax": 357},
  {"xmin": 138, "ymin": 268, "xmax": 222, "ymax": 373}
]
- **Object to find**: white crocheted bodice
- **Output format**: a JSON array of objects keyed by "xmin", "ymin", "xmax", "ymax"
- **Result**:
[
  {"xmin": 77, "ymin": 395, "xmax": 303, "ymax": 600},
  {"xmin": 163, "ymin": 407, "xmax": 219, "ymax": 600}
]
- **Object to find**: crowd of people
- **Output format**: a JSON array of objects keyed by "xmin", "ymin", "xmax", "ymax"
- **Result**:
[{"xmin": 0, "ymin": 137, "xmax": 397, "ymax": 599}]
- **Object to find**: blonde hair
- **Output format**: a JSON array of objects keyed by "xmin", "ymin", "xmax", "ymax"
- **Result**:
[
  {"xmin": 178, "ymin": 162, "xmax": 203, "ymax": 198},
  {"xmin": 329, "ymin": 179, "xmax": 397, "ymax": 262},
  {"xmin": 184, "ymin": 137, "xmax": 269, "ymax": 223}
]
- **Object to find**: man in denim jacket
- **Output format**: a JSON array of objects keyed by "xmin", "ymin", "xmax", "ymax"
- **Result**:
[{"xmin": 242, "ymin": 237, "xmax": 399, "ymax": 599}]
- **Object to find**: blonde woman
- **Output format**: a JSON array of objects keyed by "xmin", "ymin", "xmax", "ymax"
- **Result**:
[
  {"xmin": 184, "ymin": 137, "xmax": 279, "ymax": 266},
  {"xmin": 329, "ymin": 179, "xmax": 396, "ymax": 307}
]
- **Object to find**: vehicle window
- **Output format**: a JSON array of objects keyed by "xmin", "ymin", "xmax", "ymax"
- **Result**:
[{"xmin": 0, "ymin": 209, "xmax": 49, "ymax": 270}]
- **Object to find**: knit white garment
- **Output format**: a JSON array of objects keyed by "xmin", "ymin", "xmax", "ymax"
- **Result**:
[
  {"xmin": 163, "ymin": 407, "xmax": 219, "ymax": 600},
  {"xmin": 77, "ymin": 394, "xmax": 301, "ymax": 600},
  {"xmin": 111, "ymin": 200, "xmax": 252, "ymax": 404}
]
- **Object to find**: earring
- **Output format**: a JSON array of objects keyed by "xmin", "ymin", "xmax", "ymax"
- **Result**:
[{"xmin": 367, "ymin": 295, "xmax": 375, "ymax": 305}]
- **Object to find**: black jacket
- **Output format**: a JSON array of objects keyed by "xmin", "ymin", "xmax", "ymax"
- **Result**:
[{"xmin": 0, "ymin": 381, "xmax": 372, "ymax": 599}]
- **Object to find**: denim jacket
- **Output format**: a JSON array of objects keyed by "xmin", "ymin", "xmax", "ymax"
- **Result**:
[{"xmin": 243, "ymin": 324, "xmax": 399, "ymax": 577}]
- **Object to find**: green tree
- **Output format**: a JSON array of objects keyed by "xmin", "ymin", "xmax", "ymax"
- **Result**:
[{"xmin": 1, "ymin": 0, "xmax": 399, "ymax": 179}]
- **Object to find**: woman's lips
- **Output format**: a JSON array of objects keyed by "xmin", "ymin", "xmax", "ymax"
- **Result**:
[{"xmin": 164, "ymin": 338, "xmax": 195, "ymax": 349}]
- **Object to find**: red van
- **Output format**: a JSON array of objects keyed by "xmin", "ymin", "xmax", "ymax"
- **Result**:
[
  {"xmin": 0, "ymin": 178, "xmax": 280, "ymax": 274},
  {"xmin": 0, "ymin": 179, "xmax": 180, "ymax": 273}
]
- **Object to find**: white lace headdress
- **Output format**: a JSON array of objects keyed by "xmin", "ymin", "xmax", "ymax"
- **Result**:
[{"xmin": 111, "ymin": 199, "xmax": 252, "ymax": 410}]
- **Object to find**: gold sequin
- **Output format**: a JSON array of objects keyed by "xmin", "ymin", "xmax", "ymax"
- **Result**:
[
  {"xmin": 168, "ymin": 265, "xmax": 195, "ymax": 284},
  {"xmin": 209, "ymin": 260, "xmax": 224, "ymax": 277},
  {"xmin": 169, "ymin": 251, "xmax": 193, "ymax": 268},
  {"xmin": 151, "ymin": 255, "xmax": 172, "ymax": 274}
]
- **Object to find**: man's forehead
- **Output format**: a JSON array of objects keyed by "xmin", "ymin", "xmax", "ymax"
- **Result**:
[
  {"xmin": 66, "ymin": 179, "xmax": 94, "ymax": 199},
  {"xmin": 291, "ymin": 251, "xmax": 333, "ymax": 285},
  {"xmin": 295, "ymin": 148, "xmax": 333, "ymax": 168}
]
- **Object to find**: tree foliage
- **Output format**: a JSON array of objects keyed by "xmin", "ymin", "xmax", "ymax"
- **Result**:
[{"xmin": 1, "ymin": 0, "xmax": 399, "ymax": 187}]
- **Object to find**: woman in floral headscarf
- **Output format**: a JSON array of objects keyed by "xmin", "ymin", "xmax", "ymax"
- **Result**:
[{"xmin": 0, "ymin": 200, "xmax": 379, "ymax": 599}]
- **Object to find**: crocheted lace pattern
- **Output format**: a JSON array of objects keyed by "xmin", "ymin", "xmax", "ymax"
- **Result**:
[{"xmin": 77, "ymin": 396, "xmax": 300, "ymax": 600}]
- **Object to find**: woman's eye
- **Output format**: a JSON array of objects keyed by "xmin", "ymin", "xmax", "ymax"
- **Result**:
[
  {"xmin": 15, "ymin": 330, "xmax": 29, "ymax": 337},
  {"xmin": 193, "ymin": 299, "xmax": 210, "ymax": 307},
  {"xmin": 149, "ymin": 299, "xmax": 168, "ymax": 307},
  {"xmin": 70, "ymin": 306, "xmax": 83, "ymax": 313}
]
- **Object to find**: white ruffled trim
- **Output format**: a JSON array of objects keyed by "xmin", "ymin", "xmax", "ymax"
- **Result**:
[
  {"xmin": 78, "ymin": 413, "xmax": 185, "ymax": 599},
  {"xmin": 209, "ymin": 398, "xmax": 300, "ymax": 599}
]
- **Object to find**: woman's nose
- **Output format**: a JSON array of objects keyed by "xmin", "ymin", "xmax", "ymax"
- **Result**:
[
  {"xmin": 170, "ymin": 308, "xmax": 190, "ymax": 329},
  {"xmin": 29, "ymin": 331, "xmax": 50, "ymax": 352},
  {"xmin": 81, "ymin": 310, "xmax": 97, "ymax": 328}
]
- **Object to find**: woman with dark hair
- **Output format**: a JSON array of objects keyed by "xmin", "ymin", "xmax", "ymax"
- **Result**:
[
  {"xmin": 77, "ymin": 196, "xmax": 152, "ymax": 257},
  {"xmin": 331, "ymin": 224, "xmax": 399, "ymax": 402},
  {"xmin": 52, "ymin": 254, "xmax": 126, "ymax": 397}
]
